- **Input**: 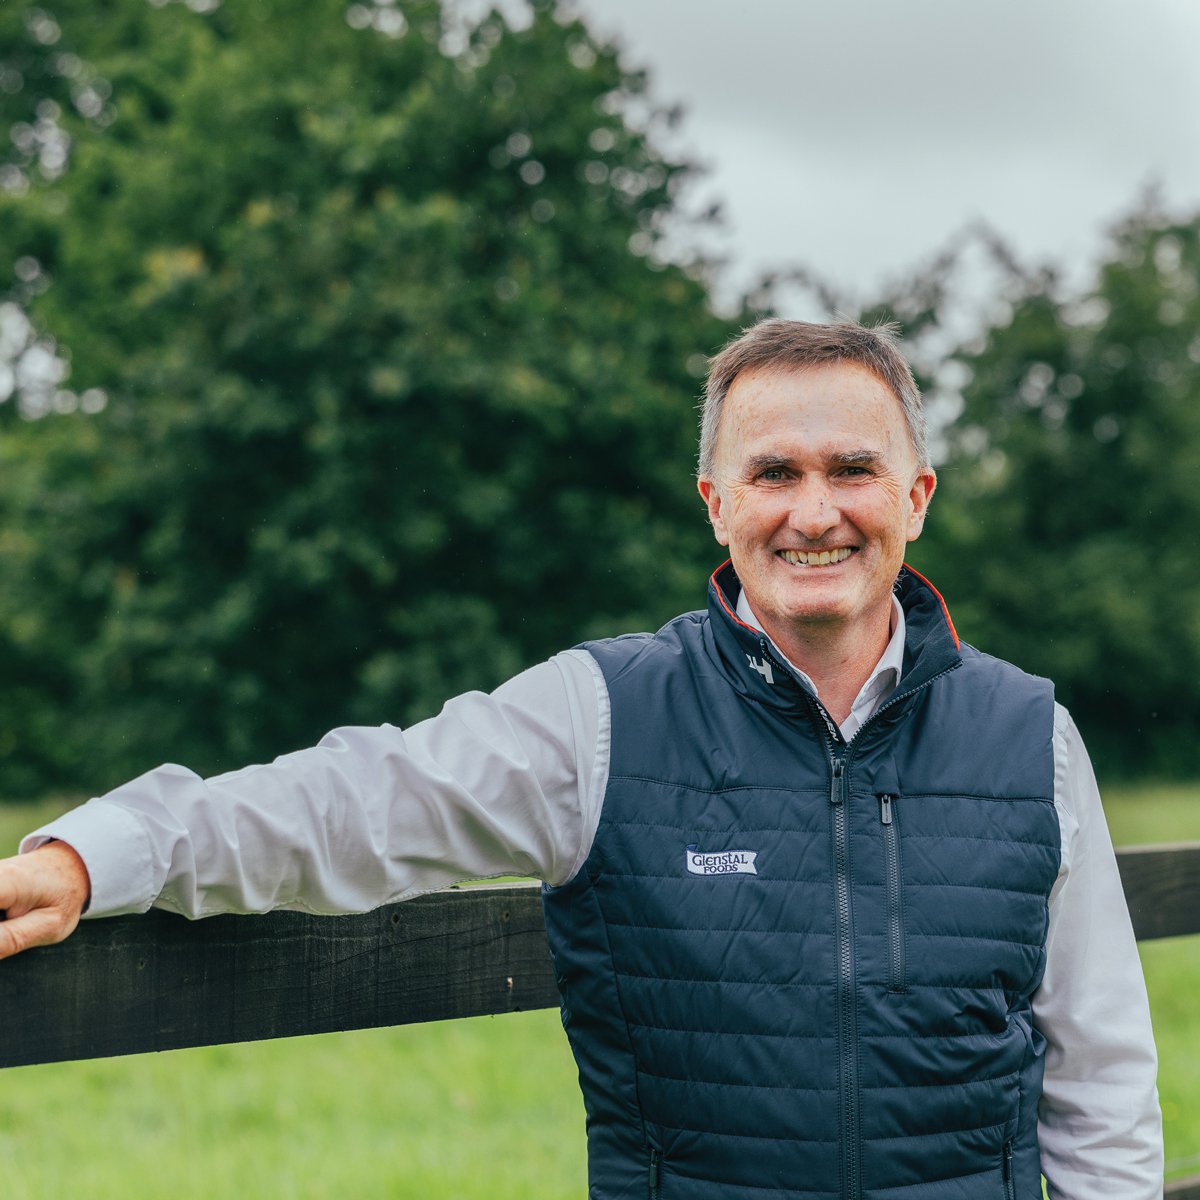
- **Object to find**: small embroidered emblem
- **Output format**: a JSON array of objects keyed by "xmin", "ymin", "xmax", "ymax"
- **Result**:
[
  {"xmin": 686, "ymin": 845, "xmax": 759, "ymax": 876},
  {"xmin": 746, "ymin": 655, "xmax": 774, "ymax": 684}
]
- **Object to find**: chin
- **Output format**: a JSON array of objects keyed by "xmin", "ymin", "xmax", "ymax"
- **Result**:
[{"xmin": 781, "ymin": 604, "xmax": 850, "ymax": 627}]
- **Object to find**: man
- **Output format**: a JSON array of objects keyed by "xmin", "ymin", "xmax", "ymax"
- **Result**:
[{"xmin": 0, "ymin": 320, "xmax": 1162, "ymax": 1197}]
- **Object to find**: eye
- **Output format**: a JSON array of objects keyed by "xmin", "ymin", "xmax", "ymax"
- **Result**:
[{"xmin": 757, "ymin": 466, "xmax": 788, "ymax": 483}]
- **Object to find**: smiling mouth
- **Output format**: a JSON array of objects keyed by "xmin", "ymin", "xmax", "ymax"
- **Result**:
[{"xmin": 777, "ymin": 547, "xmax": 856, "ymax": 567}]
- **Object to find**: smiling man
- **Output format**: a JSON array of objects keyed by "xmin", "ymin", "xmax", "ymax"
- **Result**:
[
  {"xmin": 697, "ymin": 355, "xmax": 936, "ymax": 723},
  {"xmin": 0, "ymin": 320, "xmax": 1163, "ymax": 1198}
]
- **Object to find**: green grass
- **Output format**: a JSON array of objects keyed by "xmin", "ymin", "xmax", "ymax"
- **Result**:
[
  {"xmin": 1, "ymin": 1014, "xmax": 585, "ymax": 1199},
  {"xmin": 1, "ymin": 782, "xmax": 1198, "ymax": 1194},
  {"xmin": 1101, "ymin": 780, "xmax": 1200, "ymax": 846},
  {"xmin": 1102, "ymin": 782, "xmax": 1200, "ymax": 1183},
  {"xmin": 0, "ymin": 798, "xmax": 586, "ymax": 1199}
]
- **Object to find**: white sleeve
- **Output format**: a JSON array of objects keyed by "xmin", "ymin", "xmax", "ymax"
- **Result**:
[
  {"xmin": 20, "ymin": 649, "xmax": 611, "ymax": 918},
  {"xmin": 1035, "ymin": 703, "xmax": 1163, "ymax": 1198}
]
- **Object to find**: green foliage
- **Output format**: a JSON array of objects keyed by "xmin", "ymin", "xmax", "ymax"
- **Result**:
[
  {"xmin": 0, "ymin": 0, "xmax": 734, "ymax": 795},
  {"xmin": 5, "ymin": 2, "xmax": 1197, "ymax": 790},
  {"xmin": 757, "ymin": 205, "xmax": 1200, "ymax": 777},
  {"xmin": 905, "ymin": 200, "xmax": 1200, "ymax": 776}
]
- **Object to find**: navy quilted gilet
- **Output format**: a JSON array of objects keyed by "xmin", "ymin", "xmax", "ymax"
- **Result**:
[{"xmin": 542, "ymin": 563, "xmax": 1061, "ymax": 1199}]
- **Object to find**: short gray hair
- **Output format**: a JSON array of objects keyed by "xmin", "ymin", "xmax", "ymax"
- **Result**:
[{"xmin": 697, "ymin": 319, "xmax": 929, "ymax": 476}]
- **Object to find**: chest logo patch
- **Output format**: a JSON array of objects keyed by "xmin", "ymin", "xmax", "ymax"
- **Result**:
[{"xmin": 686, "ymin": 845, "xmax": 759, "ymax": 876}]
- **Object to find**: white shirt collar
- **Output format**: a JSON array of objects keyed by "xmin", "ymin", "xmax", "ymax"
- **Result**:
[{"xmin": 734, "ymin": 588, "xmax": 906, "ymax": 741}]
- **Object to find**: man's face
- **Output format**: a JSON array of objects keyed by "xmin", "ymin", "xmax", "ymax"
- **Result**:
[{"xmin": 697, "ymin": 363, "xmax": 936, "ymax": 644}]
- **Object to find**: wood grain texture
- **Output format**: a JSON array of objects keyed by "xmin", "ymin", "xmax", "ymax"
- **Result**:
[
  {"xmin": 1116, "ymin": 843, "xmax": 1200, "ymax": 941},
  {"xmin": 0, "ymin": 883, "xmax": 558, "ymax": 1068}
]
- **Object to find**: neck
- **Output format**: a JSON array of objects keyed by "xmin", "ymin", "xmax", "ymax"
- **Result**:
[{"xmin": 757, "ymin": 607, "xmax": 893, "ymax": 726}]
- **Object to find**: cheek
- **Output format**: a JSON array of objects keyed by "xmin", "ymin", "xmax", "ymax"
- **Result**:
[
  {"xmin": 725, "ymin": 494, "xmax": 785, "ymax": 543},
  {"xmin": 854, "ymin": 496, "xmax": 911, "ymax": 546}
]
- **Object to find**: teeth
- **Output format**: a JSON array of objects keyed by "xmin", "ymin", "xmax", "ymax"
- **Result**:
[{"xmin": 779, "ymin": 548, "xmax": 854, "ymax": 567}]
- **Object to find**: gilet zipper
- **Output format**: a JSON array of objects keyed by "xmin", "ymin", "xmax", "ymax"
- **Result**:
[
  {"xmin": 648, "ymin": 1147, "xmax": 661, "ymax": 1199},
  {"xmin": 829, "ymin": 749, "xmax": 860, "ymax": 1200},
  {"xmin": 1002, "ymin": 1140, "xmax": 1015, "ymax": 1200},
  {"xmin": 879, "ymin": 793, "xmax": 906, "ymax": 993},
  {"xmin": 759, "ymin": 637, "xmax": 959, "ymax": 1200}
]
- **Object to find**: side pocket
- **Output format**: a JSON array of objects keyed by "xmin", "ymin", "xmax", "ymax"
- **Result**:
[
  {"xmin": 879, "ymin": 794, "xmax": 906, "ymax": 993},
  {"xmin": 648, "ymin": 1147, "xmax": 661, "ymax": 1199}
]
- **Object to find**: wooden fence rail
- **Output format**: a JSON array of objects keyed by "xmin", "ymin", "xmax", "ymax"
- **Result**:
[{"xmin": 3, "ymin": 843, "xmax": 1199, "ymax": 1194}]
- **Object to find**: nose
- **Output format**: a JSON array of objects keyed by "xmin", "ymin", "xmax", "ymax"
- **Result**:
[{"xmin": 787, "ymin": 478, "xmax": 839, "ymax": 541}]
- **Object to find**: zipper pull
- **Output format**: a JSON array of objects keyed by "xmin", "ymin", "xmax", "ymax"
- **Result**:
[
  {"xmin": 879, "ymin": 794, "xmax": 894, "ymax": 825},
  {"xmin": 648, "ymin": 1148, "xmax": 660, "ymax": 1198},
  {"xmin": 1003, "ymin": 1140, "xmax": 1014, "ymax": 1181},
  {"xmin": 829, "ymin": 757, "xmax": 845, "ymax": 805}
]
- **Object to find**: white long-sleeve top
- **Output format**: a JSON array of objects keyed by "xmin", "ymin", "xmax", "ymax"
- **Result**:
[{"xmin": 24, "ymin": 624, "xmax": 1163, "ymax": 1198}]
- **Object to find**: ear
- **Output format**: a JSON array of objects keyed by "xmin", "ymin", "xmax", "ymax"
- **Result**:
[
  {"xmin": 906, "ymin": 469, "xmax": 937, "ymax": 542},
  {"xmin": 697, "ymin": 477, "xmax": 731, "ymax": 547}
]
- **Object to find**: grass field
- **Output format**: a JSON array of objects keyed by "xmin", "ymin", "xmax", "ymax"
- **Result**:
[{"xmin": 0, "ymin": 783, "xmax": 1197, "ymax": 1196}]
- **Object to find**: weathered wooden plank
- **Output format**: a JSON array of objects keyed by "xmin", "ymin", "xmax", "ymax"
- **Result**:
[
  {"xmin": 0, "ymin": 883, "xmax": 558, "ymax": 1069},
  {"xmin": 1116, "ymin": 843, "xmax": 1200, "ymax": 941},
  {"xmin": 1, "ymin": 844, "xmax": 1197, "ymax": 1073},
  {"xmin": 1166, "ymin": 1175, "xmax": 1200, "ymax": 1198}
]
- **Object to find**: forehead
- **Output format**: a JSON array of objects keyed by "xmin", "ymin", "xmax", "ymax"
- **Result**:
[{"xmin": 717, "ymin": 362, "xmax": 909, "ymax": 461}]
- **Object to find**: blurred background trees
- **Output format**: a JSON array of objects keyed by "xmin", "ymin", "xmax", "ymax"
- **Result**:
[
  {"xmin": 906, "ymin": 204, "xmax": 1200, "ymax": 777},
  {"xmin": 0, "ymin": 0, "xmax": 735, "ymax": 794},
  {"xmin": 1, "ymin": 0, "xmax": 1197, "ymax": 794}
]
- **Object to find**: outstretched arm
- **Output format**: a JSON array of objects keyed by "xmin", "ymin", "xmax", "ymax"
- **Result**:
[
  {"xmin": 0, "ymin": 841, "xmax": 91, "ymax": 960},
  {"xmin": 7, "ymin": 650, "xmax": 606, "ymax": 937}
]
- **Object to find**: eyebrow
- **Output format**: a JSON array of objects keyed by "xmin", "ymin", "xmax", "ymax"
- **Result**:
[
  {"xmin": 829, "ymin": 449, "xmax": 885, "ymax": 469},
  {"xmin": 739, "ymin": 449, "xmax": 885, "ymax": 475},
  {"xmin": 740, "ymin": 454, "xmax": 791, "ymax": 475}
]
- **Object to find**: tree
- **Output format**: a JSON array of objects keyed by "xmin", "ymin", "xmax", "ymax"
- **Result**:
[
  {"xmin": 905, "ymin": 199, "xmax": 1200, "ymax": 776},
  {"xmin": 766, "ymin": 200, "xmax": 1200, "ymax": 777},
  {"xmin": 0, "ymin": 0, "xmax": 736, "ymax": 796}
]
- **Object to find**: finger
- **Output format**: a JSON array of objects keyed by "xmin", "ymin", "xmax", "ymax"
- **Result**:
[
  {"xmin": 0, "ymin": 843, "xmax": 90, "ymax": 919},
  {"xmin": 0, "ymin": 859, "xmax": 47, "ymax": 917},
  {"xmin": 0, "ymin": 847, "xmax": 89, "ymax": 961},
  {"xmin": 0, "ymin": 867, "xmax": 20, "ymax": 915},
  {"xmin": 0, "ymin": 905, "xmax": 77, "ymax": 960}
]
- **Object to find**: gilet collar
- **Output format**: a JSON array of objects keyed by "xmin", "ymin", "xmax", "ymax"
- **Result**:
[{"xmin": 704, "ymin": 559, "xmax": 961, "ymax": 715}]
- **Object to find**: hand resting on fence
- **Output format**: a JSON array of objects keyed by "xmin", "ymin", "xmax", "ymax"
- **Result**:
[{"xmin": 0, "ymin": 842, "xmax": 91, "ymax": 960}]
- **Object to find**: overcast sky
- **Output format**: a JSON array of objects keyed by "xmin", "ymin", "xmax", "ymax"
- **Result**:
[{"xmin": 563, "ymin": 0, "xmax": 1200, "ymax": 316}]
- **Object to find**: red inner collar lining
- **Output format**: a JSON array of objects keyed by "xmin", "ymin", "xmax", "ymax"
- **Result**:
[
  {"xmin": 902, "ymin": 562, "xmax": 961, "ymax": 650},
  {"xmin": 709, "ymin": 560, "xmax": 762, "ymax": 634}
]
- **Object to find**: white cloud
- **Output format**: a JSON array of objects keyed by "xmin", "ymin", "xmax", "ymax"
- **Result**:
[{"xmin": 570, "ymin": 0, "xmax": 1200, "ymax": 306}]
